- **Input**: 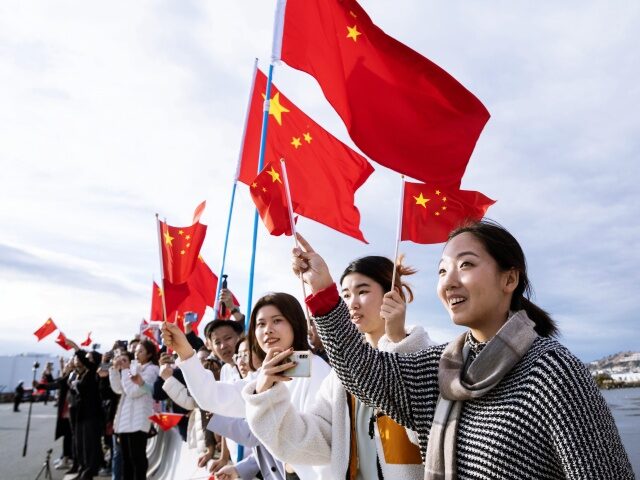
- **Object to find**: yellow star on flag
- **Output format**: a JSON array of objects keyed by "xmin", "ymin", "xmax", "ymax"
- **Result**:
[
  {"xmin": 347, "ymin": 25, "xmax": 362, "ymax": 42},
  {"xmin": 262, "ymin": 92, "xmax": 290, "ymax": 126},
  {"xmin": 164, "ymin": 230, "xmax": 174, "ymax": 246},
  {"xmin": 262, "ymin": 187, "xmax": 267, "ymax": 192},
  {"xmin": 178, "ymin": 230, "xmax": 184, "ymax": 235},
  {"xmin": 251, "ymin": 182, "xmax": 257, "ymax": 188},
  {"xmin": 442, "ymin": 197, "xmax": 447, "ymax": 202},
  {"xmin": 291, "ymin": 136, "xmax": 302, "ymax": 149},
  {"xmin": 435, "ymin": 212, "xmax": 440, "ymax": 216},
  {"xmin": 413, "ymin": 192, "xmax": 430, "ymax": 208},
  {"xmin": 185, "ymin": 234, "xmax": 191, "ymax": 240},
  {"xmin": 435, "ymin": 190, "xmax": 441, "ymax": 195},
  {"xmin": 303, "ymin": 132, "xmax": 312, "ymax": 143},
  {"xmin": 180, "ymin": 250, "xmax": 185, "ymax": 255},
  {"xmin": 157, "ymin": 287, "xmax": 163, "ymax": 297},
  {"xmin": 267, "ymin": 166, "xmax": 282, "ymax": 184}
]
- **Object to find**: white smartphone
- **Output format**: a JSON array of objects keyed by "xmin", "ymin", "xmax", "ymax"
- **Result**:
[
  {"xmin": 129, "ymin": 360, "xmax": 138, "ymax": 376},
  {"xmin": 282, "ymin": 350, "xmax": 312, "ymax": 378}
]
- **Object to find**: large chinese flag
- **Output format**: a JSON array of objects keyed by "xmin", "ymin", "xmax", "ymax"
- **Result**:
[
  {"xmin": 249, "ymin": 161, "xmax": 295, "ymax": 236},
  {"xmin": 401, "ymin": 182, "xmax": 495, "ymax": 244},
  {"xmin": 273, "ymin": 0, "xmax": 490, "ymax": 185},
  {"xmin": 239, "ymin": 69, "xmax": 373, "ymax": 243},
  {"xmin": 34, "ymin": 318, "xmax": 57, "ymax": 341},
  {"xmin": 150, "ymin": 282, "xmax": 164, "ymax": 321},
  {"xmin": 160, "ymin": 220, "xmax": 207, "ymax": 284}
]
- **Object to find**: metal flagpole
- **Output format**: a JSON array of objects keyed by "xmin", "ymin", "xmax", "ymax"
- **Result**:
[
  {"xmin": 246, "ymin": 62, "xmax": 275, "ymax": 325},
  {"xmin": 213, "ymin": 59, "xmax": 260, "ymax": 321},
  {"xmin": 390, "ymin": 175, "xmax": 405, "ymax": 293}
]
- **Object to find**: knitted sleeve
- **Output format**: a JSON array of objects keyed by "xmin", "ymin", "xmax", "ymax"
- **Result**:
[
  {"xmin": 313, "ymin": 299, "xmax": 442, "ymax": 433},
  {"xmin": 536, "ymin": 347, "xmax": 634, "ymax": 479}
]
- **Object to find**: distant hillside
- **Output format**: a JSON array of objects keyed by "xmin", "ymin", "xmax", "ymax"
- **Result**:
[{"xmin": 588, "ymin": 351, "xmax": 640, "ymax": 372}]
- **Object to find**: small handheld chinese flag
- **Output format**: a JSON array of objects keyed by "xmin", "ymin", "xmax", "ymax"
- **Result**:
[
  {"xmin": 249, "ymin": 161, "xmax": 294, "ymax": 236},
  {"xmin": 401, "ymin": 182, "xmax": 495, "ymax": 244},
  {"xmin": 160, "ymin": 220, "xmax": 207, "ymax": 284},
  {"xmin": 34, "ymin": 318, "xmax": 57, "ymax": 341},
  {"xmin": 55, "ymin": 332, "xmax": 73, "ymax": 351},
  {"xmin": 149, "ymin": 412, "xmax": 184, "ymax": 431},
  {"xmin": 80, "ymin": 332, "xmax": 92, "ymax": 347}
]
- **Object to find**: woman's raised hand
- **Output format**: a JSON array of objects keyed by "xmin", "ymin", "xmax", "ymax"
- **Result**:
[
  {"xmin": 291, "ymin": 233, "xmax": 333, "ymax": 293},
  {"xmin": 160, "ymin": 321, "xmax": 194, "ymax": 360},
  {"xmin": 380, "ymin": 290, "xmax": 407, "ymax": 343},
  {"xmin": 255, "ymin": 347, "xmax": 295, "ymax": 394}
]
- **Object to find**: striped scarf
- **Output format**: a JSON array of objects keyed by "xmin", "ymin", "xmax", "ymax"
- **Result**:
[{"xmin": 424, "ymin": 310, "xmax": 538, "ymax": 480}]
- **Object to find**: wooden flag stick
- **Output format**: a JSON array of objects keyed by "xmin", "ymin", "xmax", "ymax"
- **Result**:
[
  {"xmin": 280, "ymin": 158, "xmax": 312, "ymax": 325},
  {"xmin": 390, "ymin": 175, "xmax": 405, "ymax": 293}
]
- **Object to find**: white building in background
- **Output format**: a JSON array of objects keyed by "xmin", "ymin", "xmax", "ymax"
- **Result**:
[
  {"xmin": 0, "ymin": 354, "xmax": 61, "ymax": 394},
  {"xmin": 610, "ymin": 372, "xmax": 640, "ymax": 383}
]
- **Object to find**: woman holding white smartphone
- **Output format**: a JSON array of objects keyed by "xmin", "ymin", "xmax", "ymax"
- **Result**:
[
  {"xmin": 243, "ymin": 256, "xmax": 433, "ymax": 479},
  {"xmin": 161, "ymin": 292, "xmax": 332, "ymax": 480}
]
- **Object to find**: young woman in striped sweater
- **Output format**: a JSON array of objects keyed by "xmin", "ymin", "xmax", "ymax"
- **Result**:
[
  {"xmin": 243, "ymin": 256, "xmax": 433, "ymax": 479},
  {"xmin": 288, "ymin": 221, "xmax": 633, "ymax": 479}
]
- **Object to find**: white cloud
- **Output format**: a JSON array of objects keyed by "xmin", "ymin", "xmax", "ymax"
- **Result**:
[{"xmin": 0, "ymin": 1, "xmax": 638, "ymax": 361}]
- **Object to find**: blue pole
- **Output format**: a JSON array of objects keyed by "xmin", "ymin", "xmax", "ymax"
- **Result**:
[
  {"xmin": 213, "ymin": 181, "xmax": 238, "ymax": 315},
  {"xmin": 213, "ymin": 59, "xmax": 259, "ymax": 321},
  {"xmin": 245, "ymin": 62, "xmax": 275, "ymax": 326}
]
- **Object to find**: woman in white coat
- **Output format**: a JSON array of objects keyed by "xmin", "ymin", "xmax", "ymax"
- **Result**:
[
  {"xmin": 243, "ymin": 256, "xmax": 433, "ymax": 480},
  {"xmin": 109, "ymin": 339, "xmax": 159, "ymax": 480},
  {"xmin": 161, "ymin": 291, "xmax": 332, "ymax": 480}
]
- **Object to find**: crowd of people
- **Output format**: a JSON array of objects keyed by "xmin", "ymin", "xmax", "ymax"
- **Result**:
[{"xmin": 23, "ymin": 221, "xmax": 634, "ymax": 479}]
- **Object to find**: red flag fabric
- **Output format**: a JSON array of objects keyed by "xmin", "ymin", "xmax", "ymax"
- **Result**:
[
  {"xmin": 34, "ymin": 318, "xmax": 57, "ymax": 341},
  {"xmin": 150, "ymin": 282, "xmax": 164, "ymax": 322},
  {"xmin": 250, "ymin": 161, "xmax": 294, "ymax": 236},
  {"xmin": 163, "ymin": 257, "xmax": 240, "ymax": 333},
  {"xmin": 80, "ymin": 332, "xmax": 92, "ymax": 347},
  {"xmin": 192, "ymin": 200, "xmax": 206, "ymax": 224},
  {"xmin": 401, "ymin": 182, "xmax": 495, "ymax": 244},
  {"xmin": 274, "ymin": 0, "xmax": 490, "ymax": 185},
  {"xmin": 160, "ymin": 220, "xmax": 207, "ymax": 284},
  {"xmin": 140, "ymin": 320, "xmax": 160, "ymax": 347},
  {"xmin": 239, "ymin": 69, "xmax": 373, "ymax": 242},
  {"xmin": 55, "ymin": 332, "xmax": 73, "ymax": 351},
  {"xmin": 148, "ymin": 412, "xmax": 184, "ymax": 431}
]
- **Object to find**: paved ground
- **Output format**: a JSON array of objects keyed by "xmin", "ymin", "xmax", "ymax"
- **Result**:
[
  {"xmin": 0, "ymin": 400, "xmax": 67, "ymax": 479},
  {"xmin": 0, "ymin": 401, "xmax": 109, "ymax": 480}
]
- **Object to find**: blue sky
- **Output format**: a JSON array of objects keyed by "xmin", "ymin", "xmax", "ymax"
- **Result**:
[{"xmin": 0, "ymin": 1, "xmax": 638, "ymax": 361}]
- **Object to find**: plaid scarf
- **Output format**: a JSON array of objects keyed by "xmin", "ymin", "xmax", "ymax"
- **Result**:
[{"xmin": 424, "ymin": 310, "xmax": 538, "ymax": 480}]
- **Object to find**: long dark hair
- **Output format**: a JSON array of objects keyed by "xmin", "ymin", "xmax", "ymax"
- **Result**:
[
  {"xmin": 340, "ymin": 255, "xmax": 417, "ymax": 302},
  {"xmin": 449, "ymin": 219, "xmax": 558, "ymax": 337},
  {"xmin": 247, "ymin": 292, "xmax": 309, "ymax": 371}
]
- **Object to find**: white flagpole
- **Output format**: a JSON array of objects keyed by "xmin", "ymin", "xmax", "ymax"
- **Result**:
[
  {"xmin": 155, "ymin": 214, "xmax": 168, "ymax": 322},
  {"xmin": 280, "ymin": 158, "xmax": 312, "ymax": 324},
  {"xmin": 390, "ymin": 175, "xmax": 405, "ymax": 293}
]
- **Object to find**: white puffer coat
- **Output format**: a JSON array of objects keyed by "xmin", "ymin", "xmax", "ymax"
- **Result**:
[{"xmin": 110, "ymin": 363, "xmax": 159, "ymax": 434}]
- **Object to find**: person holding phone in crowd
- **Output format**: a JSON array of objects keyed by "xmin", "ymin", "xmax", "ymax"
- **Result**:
[
  {"xmin": 289, "ymin": 223, "xmax": 634, "ymax": 479},
  {"xmin": 161, "ymin": 292, "xmax": 332, "ymax": 479},
  {"xmin": 109, "ymin": 339, "xmax": 159, "ymax": 480},
  {"xmin": 243, "ymin": 256, "xmax": 432, "ymax": 479}
]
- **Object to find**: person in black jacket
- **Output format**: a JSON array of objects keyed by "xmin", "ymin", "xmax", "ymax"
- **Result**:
[
  {"xmin": 34, "ymin": 358, "xmax": 75, "ymax": 470},
  {"xmin": 69, "ymin": 348, "xmax": 104, "ymax": 480},
  {"xmin": 13, "ymin": 381, "xmax": 24, "ymax": 412}
]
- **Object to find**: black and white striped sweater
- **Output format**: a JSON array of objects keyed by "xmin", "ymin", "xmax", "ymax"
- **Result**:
[{"xmin": 314, "ymin": 300, "xmax": 634, "ymax": 479}]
